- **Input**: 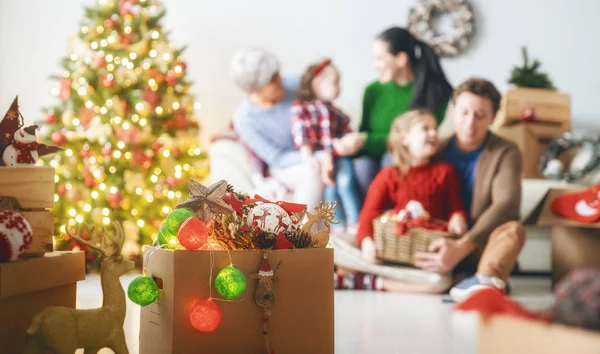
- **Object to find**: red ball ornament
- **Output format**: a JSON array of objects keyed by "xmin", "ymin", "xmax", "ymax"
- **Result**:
[
  {"xmin": 177, "ymin": 60, "xmax": 187, "ymax": 72},
  {"xmin": 57, "ymin": 184, "xmax": 67, "ymax": 195},
  {"xmin": 101, "ymin": 74, "xmax": 116, "ymax": 89},
  {"xmin": 80, "ymin": 147, "xmax": 91, "ymax": 158},
  {"xmin": 108, "ymin": 192, "xmax": 123, "ymax": 208},
  {"xmin": 177, "ymin": 217, "xmax": 209, "ymax": 250},
  {"xmin": 166, "ymin": 176, "xmax": 179, "ymax": 188},
  {"xmin": 0, "ymin": 211, "xmax": 33, "ymax": 261},
  {"xmin": 165, "ymin": 73, "xmax": 177, "ymax": 86},
  {"xmin": 101, "ymin": 144, "xmax": 113, "ymax": 157},
  {"xmin": 189, "ymin": 299, "xmax": 221, "ymax": 332},
  {"xmin": 45, "ymin": 112, "xmax": 57, "ymax": 124},
  {"xmin": 51, "ymin": 132, "xmax": 67, "ymax": 146},
  {"xmin": 96, "ymin": 54, "xmax": 107, "ymax": 68},
  {"xmin": 104, "ymin": 18, "xmax": 116, "ymax": 28}
]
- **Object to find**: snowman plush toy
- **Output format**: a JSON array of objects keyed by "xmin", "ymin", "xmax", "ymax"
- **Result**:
[{"xmin": 2, "ymin": 125, "xmax": 60, "ymax": 167}]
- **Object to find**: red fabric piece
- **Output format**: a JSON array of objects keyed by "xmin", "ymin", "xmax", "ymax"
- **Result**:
[
  {"xmin": 455, "ymin": 288, "xmax": 547, "ymax": 321},
  {"xmin": 274, "ymin": 232, "xmax": 293, "ymax": 250},
  {"xmin": 550, "ymin": 184, "xmax": 600, "ymax": 223},
  {"xmin": 222, "ymin": 193, "xmax": 245, "ymax": 216},
  {"xmin": 246, "ymin": 195, "xmax": 307, "ymax": 215},
  {"xmin": 12, "ymin": 140, "xmax": 39, "ymax": 164},
  {"xmin": 356, "ymin": 163, "xmax": 465, "ymax": 245}
]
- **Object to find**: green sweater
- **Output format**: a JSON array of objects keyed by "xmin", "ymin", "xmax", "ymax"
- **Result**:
[{"xmin": 359, "ymin": 81, "xmax": 448, "ymax": 157}]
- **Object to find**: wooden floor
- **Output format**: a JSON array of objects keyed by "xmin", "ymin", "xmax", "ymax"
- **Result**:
[{"xmin": 75, "ymin": 274, "xmax": 554, "ymax": 354}]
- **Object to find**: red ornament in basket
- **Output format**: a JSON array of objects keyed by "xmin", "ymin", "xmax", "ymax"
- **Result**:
[{"xmin": 395, "ymin": 200, "xmax": 448, "ymax": 235}]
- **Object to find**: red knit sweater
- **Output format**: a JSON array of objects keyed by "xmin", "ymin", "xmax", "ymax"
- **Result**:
[{"xmin": 356, "ymin": 163, "xmax": 465, "ymax": 245}]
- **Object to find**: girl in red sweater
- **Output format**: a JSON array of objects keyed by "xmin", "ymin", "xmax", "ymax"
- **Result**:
[{"xmin": 357, "ymin": 109, "xmax": 468, "ymax": 264}]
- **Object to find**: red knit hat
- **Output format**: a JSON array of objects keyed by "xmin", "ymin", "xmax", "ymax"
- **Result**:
[
  {"xmin": 258, "ymin": 258, "xmax": 274, "ymax": 277},
  {"xmin": 550, "ymin": 184, "xmax": 600, "ymax": 223}
]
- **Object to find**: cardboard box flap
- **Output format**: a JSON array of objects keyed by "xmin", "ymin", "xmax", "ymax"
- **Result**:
[
  {"xmin": 505, "ymin": 88, "xmax": 571, "ymax": 120},
  {"xmin": 0, "ymin": 251, "xmax": 85, "ymax": 299},
  {"xmin": 525, "ymin": 124, "xmax": 570, "ymax": 138},
  {"xmin": 529, "ymin": 188, "xmax": 600, "ymax": 229},
  {"xmin": 478, "ymin": 314, "xmax": 600, "ymax": 354}
]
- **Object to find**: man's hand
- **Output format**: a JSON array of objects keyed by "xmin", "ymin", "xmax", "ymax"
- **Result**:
[
  {"xmin": 414, "ymin": 237, "xmax": 475, "ymax": 273},
  {"xmin": 361, "ymin": 237, "xmax": 381, "ymax": 264},
  {"xmin": 448, "ymin": 213, "xmax": 468, "ymax": 235},
  {"xmin": 320, "ymin": 154, "xmax": 335, "ymax": 186}
]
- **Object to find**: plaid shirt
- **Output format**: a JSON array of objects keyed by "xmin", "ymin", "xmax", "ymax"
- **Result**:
[{"xmin": 291, "ymin": 100, "xmax": 352, "ymax": 153}]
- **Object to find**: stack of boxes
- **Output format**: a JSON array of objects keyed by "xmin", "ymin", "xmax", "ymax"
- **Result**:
[{"xmin": 0, "ymin": 166, "xmax": 85, "ymax": 354}]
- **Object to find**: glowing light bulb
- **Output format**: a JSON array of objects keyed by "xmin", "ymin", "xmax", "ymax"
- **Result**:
[
  {"xmin": 149, "ymin": 50, "xmax": 157, "ymax": 58},
  {"xmin": 151, "ymin": 175, "xmax": 158, "ymax": 183},
  {"xmin": 78, "ymin": 87, "xmax": 88, "ymax": 96},
  {"xmin": 172, "ymin": 102, "xmax": 180, "ymax": 109},
  {"xmin": 146, "ymin": 195, "xmax": 154, "ymax": 203},
  {"xmin": 86, "ymin": 101, "xmax": 94, "ymax": 108},
  {"xmin": 156, "ymin": 106, "xmax": 163, "ymax": 114},
  {"xmin": 122, "ymin": 122, "xmax": 130, "ymax": 130},
  {"xmin": 124, "ymin": 152, "xmax": 132, "ymax": 159},
  {"xmin": 76, "ymin": 215, "xmax": 84, "ymax": 223},
  {"xmin": 84, "ymin": 204, "xmax": 92, "ymax": 212},
  {"xmin": 124, "ymin": 26, "xmax": 132, "ymax": 34},
  {"xmin": 114, "ymin": 116, "xmax": 122, "ymax": 124},
  {"xmin": 65, "ymin": 149, "xmax": 73, "ymax": 157},
  {"xmin": 91, "ymin": 191, "xmax": 99, "ymax": 199},
  {"xmin": 69, "ymin": 209, "xmax": 77, "ymax": 217},
  {"xmin": 54, "ymin": 195, "xmax": 59, "ymax": 202},
  {"xmin": 142, "ymin": 62, "xmax": 151, "ymax": 70},
  {"xmin": 162, "ymin": 206, "xmax": 171, "ymax": 214},
  {"xmin": 91, "ymin": 42, "xmax": 99, "ymax": 50},
  {"xmin": 135, "ymin": 103, "xmax": 144, "ymax": 111},
  {"xmin": 136, "ymin": 188, "xmax": 143, "ymax": 195},
  {"xmin": 100, "ymin": 107, "xmax": 108, "ymax": 114},
  {"xmin": 151, "ymin": 31, "xmax": 159, "ymax": 39},
  {"xmin": 174, "ymin": 171, "xmax": 183, "ymax": 179},
  {"xmin": 70, "ymin": 53, "xmax": 78, "ymax": 61},
  {"xmin": 99, "ymin": 183, "xmax": 107, "ymax": 191},
  {"xmin": 194, "ymin": 148, "xmax": 201, "ymax": 155},
  {"xmin": 137, "ymin": 219, "xmax": 145, "ymax": 228},
  {"xmin": 163, "ymin": 53, "xmax": 171, "ymax": 61},
  {"xmin": 175, "ymin": 191, "xmax": 182, "ymax": 199},
  {"xmin": 54, "ymin": 175, "xmax": 60, "ymax": 183},
  {"xmin": 103, "ymin": 217, "xmax": 111, "ymax": 225},
  {"xmin": 113, "ymin": 151, "xmax": 122, "ymax": 158},
  {"xmin": 106, "ymin": 54, "xmax": 114, "ymax": 62},
  {"xmin": 174, "ymin": 66, "xmax": 182, "ymax": 74},
  {"xmin": 72, "ymin": 118, "xmax": 80, "ymax": 127},
  {"xmin": 102, "ymin": 208, "xmax": 110, "ymax": 216},
  {"xmin": 107, "ymin": 63, "xmax": 115, "ymax": 71},
  {"xmin": 132, "ymin": 209, "xmax": 139, "ymax": 216},
  {"xmin": 148, "ymin": 79, "xmax": 156, "ymax": 87},
  {"xmin": 96, "ymin": 26, "xmax": 104, "ymax": 34},
  {"xmin": 101, "ymin": 39, "xmax": 108, "ymax": 47},
  {"xmin": 129, "ymin": 52, "xmax": 137, "ymax": 60},
  {"xmin": 114, "ymin": 57, "xmax": 121, "ymax": 64},
  {"xmin": 81, "ymin": 26, "xmax": 89, "ymax": 34},
  {"xmin": 140, "ymin": 119, "xmax": 147, "ymax": 126},
  {"xmin": 110, "ymin": 187, "xmax": 118, "ymax": 194},
  {"xmin": 194, "ymin": 102, "xmax": 202, "ymax": 110},
  {"xmin": 168, "ymin": 191, "xmax": 175, "ymax": 199},
  {"xmin": 117, "ymin": 141, "xmax": 125, "ymax": 149},
  {"xmin": 132, "ymin": 115, "xmax": 139, "ymax": 122},
  {"xmin": 163, "ymin": 150, "xmax": 170, "ymax": 157}
]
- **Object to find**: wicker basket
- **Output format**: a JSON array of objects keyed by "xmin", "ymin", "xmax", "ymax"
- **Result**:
[{"xmin": 373, "ymin": 210, "xmax": 457, "ymax": 266}]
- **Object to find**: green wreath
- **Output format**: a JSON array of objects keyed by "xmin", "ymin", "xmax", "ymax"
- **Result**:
[{"xmin": 539, "ymin": 133, "xmax": 600, "ymax": 182}]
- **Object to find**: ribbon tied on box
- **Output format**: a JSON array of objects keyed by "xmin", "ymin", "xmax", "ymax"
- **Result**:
[{"xmin": 245, "ymin": 195, "xmax": 307, "ymax": 215}]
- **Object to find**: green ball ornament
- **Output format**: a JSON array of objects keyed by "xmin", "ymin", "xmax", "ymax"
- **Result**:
[
  {"xmin": 165, "ymin": 208, "xmax": 194, "ymax": 234},
  {"xmin": 214, "ymin": 265, "xmax": 247, "ymax": 300},
  {"xmin": 128, "ymin": 276, "xmax": 159, "ymax": 306},
  {"xmin": 157, "ymin": 225, "xmax": 179, "ymax": 249}
]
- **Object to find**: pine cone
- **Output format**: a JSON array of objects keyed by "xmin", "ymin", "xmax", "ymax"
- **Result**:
[
  {"xmin": 285, "ymin": 228, "xmax": 313, "ymax": 249},
  {"xmin": 255, "ymin": 231, "xmax": 277, "ymax": 250}
]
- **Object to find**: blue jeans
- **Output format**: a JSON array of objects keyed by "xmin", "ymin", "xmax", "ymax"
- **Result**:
[
  {"xmin": 323, "ymin": 157, "xmax": 362, "ymax": 228},
  {"xmin": 354, "ymin": 152, "xmax": 393, "ymax": 200}
]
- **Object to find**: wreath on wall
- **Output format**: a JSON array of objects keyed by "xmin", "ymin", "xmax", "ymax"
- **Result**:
[
  {"xmin": 408, "ymin": 0, "xmax": 476, "ymax": 58},
  {"xmin": 540, "ymin": 133, "xmax": 600, "ymax": 183}
]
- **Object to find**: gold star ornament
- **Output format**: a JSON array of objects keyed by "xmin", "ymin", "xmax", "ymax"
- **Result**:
[{"xmin": 176, "ymin": 179, "xmax": 234, "ymax": 222}]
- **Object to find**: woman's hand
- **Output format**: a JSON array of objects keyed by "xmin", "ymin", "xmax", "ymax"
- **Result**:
[
  {"xmin": 448, "ymin": 213, "xmax": 468, "ymax": 235},
  {"xmin": 361, "ymin": 237, "xmax": 380, "ymax": 264}
]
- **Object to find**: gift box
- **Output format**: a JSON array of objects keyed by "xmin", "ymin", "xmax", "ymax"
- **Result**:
[
  {"xmin": 139, "ymin": 246, "xmax": 334, "ymax": 354},
  {"xmin": 0, "ymin": 251, "xmax": 85, "ymax": 354},
  {"xmin": 525, "ymin": 187, "xmax": 600, "ymax": 285},
  {"xmin": 494, "ymin": 88, "xmax": 571, "ymax": 128},
  {"xmin": 477, "ymin": 314, "xmax": 600, "ymax": 354},
  {"xmin": 491, "ymin": 88, "xmax": 571, "ymax": 179},
  {"xmin": 0, "ymin": 167, "xmax": 55, "ymax": 257}
]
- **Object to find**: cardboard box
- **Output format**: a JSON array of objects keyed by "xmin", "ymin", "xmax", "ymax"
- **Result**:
[
  {"xmin": 494, "ymin": 88, "xmax": 571, "ymax": 128},
  {"xmin": 0, "ymin": 167, "xmax": 55, "ymax": 257},
  {"xmin": 525, "ymin": 187, "xmax": 600, "ymax": 285},
  {"xmin": 477, "ymin": 314, "xmax": 600, "ymax": 354},
  {"xmin": 139, "ymin": 247, "xmax": 334, "ymax": 354},
  {"xmin": 492, "ymin": 123, "xmax": 570, "ymax": 178},
  {"xmin": 0, "ymin": 251, "xmax": 85, "ymax": 354}
]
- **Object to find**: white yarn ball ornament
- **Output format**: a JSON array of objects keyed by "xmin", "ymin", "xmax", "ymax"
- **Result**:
[
  {"xmin": 0, "ymin": 210, "xmax": 33, "ymax": 261},
  {"xmin": 247, "ymin": 203, "xmax": 292, "ymax": 234}
]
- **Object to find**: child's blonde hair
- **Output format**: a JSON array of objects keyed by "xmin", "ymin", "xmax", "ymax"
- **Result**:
[{"xmin": 387, "ymin": 109, "xmax": 436, "ymax": 175}]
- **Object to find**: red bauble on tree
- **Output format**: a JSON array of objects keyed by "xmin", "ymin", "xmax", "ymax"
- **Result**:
[
  {"xmin": 108, "ymin": 192, "xmax": 123, "ymax": 208},
  {"xmin": 57, "ymin": 184, "xmax": 67, "ymax": 196},
  {"xmin": 166, "ymin": 176, "xmax": 179, "ymax": 188},
  {"xmin": 45, "ymin": 112, "xmax": 57, "ymax": 124},
  {"xmin": 96, "ymin": 54, "xmax": 107, "ymax": 68},
  {"xmin": 51, "ymin": 132, "xmax": 67, "ymax": 146},
  {"xmin": 59, "ymin": 78, "xmax": 71, "ymax": 101},
  {"xmin": 101, "ymin": 144, "xmax": 113, "ymax": 157},
  {"xmin": 165, "ymin": 73, "xmax": 177, "ymax": 86},
  {"xmin": 101, "ymin": 74, "xmax": 116, "ymax": 89},
  {"xmin": 143, "ymin": 87, "xmax": 161, "ymax": 110}
]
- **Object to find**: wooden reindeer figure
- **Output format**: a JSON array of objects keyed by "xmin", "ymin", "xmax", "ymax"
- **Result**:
[
  {"xmin": 23, "ymin": 221, "xmax": 135, "ymax": 354},
  {"xmin": 251, "ymin": 253, "xmax": 279, "ymax": 354},
  {"xmin": 300, "ymin": 201, "xmax": 339, "ymax": 248}
]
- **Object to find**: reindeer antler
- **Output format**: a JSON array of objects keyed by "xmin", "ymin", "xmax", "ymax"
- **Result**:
[
  {"xmin": 314, "ymin": 201, "xmax": 340, "ymax": 227},
  {"xmin": 65, "ymin": 221, "xmax": 110, "ymax": 258},
  {"xmin": 102, "ymin": 221, "xmax": 125, "ymax": 258}
]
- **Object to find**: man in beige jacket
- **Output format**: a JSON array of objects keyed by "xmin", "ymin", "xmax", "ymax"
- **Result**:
[{"xmin": 415, "ymin": 78, "xmax": 525, "ymax": 302}]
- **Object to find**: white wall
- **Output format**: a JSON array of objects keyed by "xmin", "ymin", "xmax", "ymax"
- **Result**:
[{"xmin": 1, "ymin": 0, "xmax": 599, "ymax": 142}]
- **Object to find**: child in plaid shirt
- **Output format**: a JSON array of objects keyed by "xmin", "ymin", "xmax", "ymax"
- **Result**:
[{"xmin": 291, "ymin": 58, "xmax": 362, "ymax": 234}]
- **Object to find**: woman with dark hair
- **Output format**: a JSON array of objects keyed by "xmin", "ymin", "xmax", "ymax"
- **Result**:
[{"xmin": 339, "ymin": 27, "xmax": 453, "ymax": 197}]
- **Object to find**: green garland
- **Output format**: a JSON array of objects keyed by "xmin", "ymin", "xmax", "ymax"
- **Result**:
[{"xmin": 540, "ymin": 133, "xmax": 600, "ymax": 182}]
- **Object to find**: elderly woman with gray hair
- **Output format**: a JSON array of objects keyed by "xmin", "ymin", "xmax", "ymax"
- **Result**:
[{"xmin": 231, "ymin": 47, "xmax": 324, "ymax": 210}]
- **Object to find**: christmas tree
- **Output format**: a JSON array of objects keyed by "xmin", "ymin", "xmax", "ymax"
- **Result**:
[
  {"xmin": 38, "ymin": 0, "xmax": 209, "ymax": 271},
  {"xmin": 508, "ymin": 46, "xmax": 555, "ymax": 89}
]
